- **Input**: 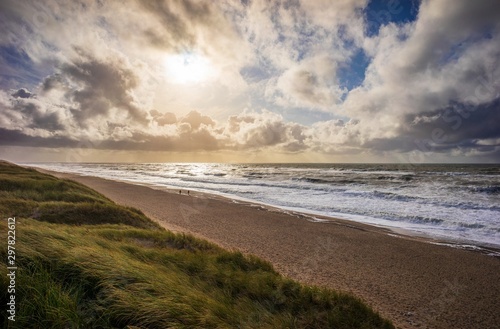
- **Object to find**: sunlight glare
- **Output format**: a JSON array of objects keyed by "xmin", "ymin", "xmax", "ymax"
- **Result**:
[{"xmin": 163, "ymin": 53, "xmax": 214, "ymax": 84}]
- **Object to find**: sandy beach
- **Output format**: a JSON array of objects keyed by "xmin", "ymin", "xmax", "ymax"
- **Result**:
[{"xmin": 41, "ymin": 170, "xmax": 500, "ymax": 329}]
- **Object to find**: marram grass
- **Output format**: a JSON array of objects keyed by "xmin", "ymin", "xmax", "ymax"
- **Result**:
[{"xmin": 0, "ymin": 161, "xmax": 393, "ymax": 328}]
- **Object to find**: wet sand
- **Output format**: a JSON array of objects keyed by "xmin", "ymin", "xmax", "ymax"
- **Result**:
[{"xmin": 39, "ymin": 169, "xmax": 500, "ymax": 329}]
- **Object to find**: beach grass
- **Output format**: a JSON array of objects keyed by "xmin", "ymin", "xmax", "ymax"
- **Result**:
[{"xmin": 0, "ymin": 161, "xmax": 394, "ymax": 328}]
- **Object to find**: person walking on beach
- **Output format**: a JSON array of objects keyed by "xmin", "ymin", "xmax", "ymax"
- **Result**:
[{"xmin": 179, "ymin": 190, "xmax": 181, "ymax": 194}]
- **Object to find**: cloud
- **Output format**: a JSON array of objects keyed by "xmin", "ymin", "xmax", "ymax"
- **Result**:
[
  {"xmin": 401, "ymin": 99, "xmax": 500, "ymax": 150},
  {"xmin": 300, "ymin": 0, "xmax": 367, "ymax": 41},
  {"xmin": 40, "ymin": 74, "xmax": 63, "ymax": 93},
  {"xmin": 150, "ymin": 110, "xmax": 177, "ymax": 126},
  {"xmin": 11, "ymin": 88, "xmax": 33, "ymax": 98},
  {"xmin": 395, "ymin": 0, "xmax": 500, "ymax": 75},
  {"xmin": 274, "ymin": 54, "xmax": 345, "ymax": 110},
  {"xmin": 1, "ymin": 88, "xmax": 310, "ymax": 153},
  {"xmin": 45, "ymin": 50, "xmax": 150, "ymax": 127},
  {"xmin": 222, "ymin": 110, "xmax": 308, "ymax": 151},
  {"xmin": 0, "ymin": 89, "xmax": 70, "ymax": 140},
  {"xmin": 133, "ymin": 0, "xmax": 237, "ymax": 51},
  {"xmin": 13, "ymin": 99, "xmax": 65, "ymax": 132},
  {"xmin": 0, "ymin": 127, "xmax": 79, "ymax": 148},
  {"xmin": 0, "ymin": 0, "xmax": 499, "ymax": 161},
  {"xmin": 180, "ymin": 111, "xmax": 215, "ymax": 130},
  {"xmin": 239, "ymin": 0, "xmax": 366, "ymax": 113},
  {"xmin": 337, "ymin": 0, "xmax": 500, "ymax": 153}
]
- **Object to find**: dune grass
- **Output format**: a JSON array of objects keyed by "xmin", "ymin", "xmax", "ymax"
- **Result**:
[{"xmin": 0, "ymin": 161, "xmax": 394, "ymax": 328}]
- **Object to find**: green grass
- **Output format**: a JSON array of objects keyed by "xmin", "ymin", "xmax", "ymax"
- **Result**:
[{"xmin": 0, "ymin": 161, "xmax": 394, "ymax": 328}]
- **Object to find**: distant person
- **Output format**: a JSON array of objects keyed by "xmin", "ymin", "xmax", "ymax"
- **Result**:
[
  {"xmin": 179, "ymin": 190, "xmax": 181, "ymax": 194},
  {"xmin": 187, "ymin": 190, "xmax": 190, "ymax": 195}
]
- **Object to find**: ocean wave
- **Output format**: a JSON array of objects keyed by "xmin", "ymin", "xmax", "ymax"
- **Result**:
[
  {"xmin": 178, "ymin": 177, "xmax": 314, "ymax": 192},
  {"xmin": 458, "ymin": 222, "xmax": 486, "ymax": 229},
  {"xmin": 375, "ymin": 174, "xmax": 414, "ymax": 181},
  {"xmin": 28, "ymin": 162, "xmax": 500, "ymax": 248},
  {"xmin": 291, "ymin": 177, "xmax": 360, "ymax": 185},
  {"xmin": 242, "ymin": 172, "xmax": 268, "ymax": 179},
  {"xmin": 366, "ymin": 189, "xmax": 499, "ymax": 212},
  {"xmin": 406, "ymin": 215, "xmax": 445, "ymax": 225},
  {"xmin": 401, "ymin": 175, "xmax": 414, "ymax": 181},
  {"xmin": 372, "ymin": 190, "xmax": 422, "ymax": 202},
  {"xmin": 242, "ymin": 174, "xmax": 263, "ymax": 179},
  {"xmin": 205, "ymin": 172, "xmax": 227, "ymax": 177},
  {"xmin": 292, "ymin": 177, "xmax": 332, "ymax": 184},
  {"xmin": 470, "ymin": 185, "xmax": 500, "ymax": 195}
]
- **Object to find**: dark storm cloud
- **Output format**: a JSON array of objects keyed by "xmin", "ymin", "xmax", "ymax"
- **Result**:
[
  {"xmin": 98, "ymin": 130, "xmax": 221, "ymax": 152},
  {"xmin": 11, "ymin": 88, "xmax": 32, "ymax": 98},
  {"xmin": 0, "ymin": 127, "xmax": 78, "ymax": 148},
  {"xmin": 60, "ymin": 51, "xmax": 148, "ymax": 126},
  {"xmin": 0, "ymin": 126, "xmax": 221, "ymax": 152},
  {"xmin": 407, "ymin": 99, "xmax": 500, "ymax": 145},
  {"xmin": 1, "ymin": 91, "xmax": 66, "ymax": 132},
  {"xmin": 11, "ymin": 99, "xmax": 65, "ymax": 131},
  {"xmin": 363, "ymin": 98, "xmax": 500, "ymax": 156}
]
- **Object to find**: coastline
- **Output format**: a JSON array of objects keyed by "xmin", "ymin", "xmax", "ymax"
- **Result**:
[
  {"xmin": 34, "ymin": 166, "xmax": 500, "ymax": 254},
  {"xmin": 34, "ymin": 168, "xmax": 500, "ymax": 329}
]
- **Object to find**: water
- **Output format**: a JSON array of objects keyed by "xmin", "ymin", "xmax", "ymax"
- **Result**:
[{"xmin": 27, "ymin": 162, "xmax": 500, "ymax": 249}]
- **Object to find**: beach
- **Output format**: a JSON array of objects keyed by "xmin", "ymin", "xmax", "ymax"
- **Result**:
[{"xmin": 41, "ymin": 169, "xmax": 500, "ymax": 329}]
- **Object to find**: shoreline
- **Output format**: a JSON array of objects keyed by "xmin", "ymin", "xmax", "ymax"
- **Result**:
[
  {"xmin": 32, "ymin": 167, "xmax": 500, "ymax": 329},
  {"xmin": 34, "ymin": 166, "xmax": 500, "ymax": 256}
]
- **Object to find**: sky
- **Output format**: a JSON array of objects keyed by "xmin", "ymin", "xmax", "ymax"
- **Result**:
[{"xmin": 0, "ymin": 0, "xmax": 499, "ymax": 163}]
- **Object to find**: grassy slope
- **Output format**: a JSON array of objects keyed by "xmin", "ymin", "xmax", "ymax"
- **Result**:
[{"xmin": 0, "ymin": 161, "xmax": 394, "ymax": 329}]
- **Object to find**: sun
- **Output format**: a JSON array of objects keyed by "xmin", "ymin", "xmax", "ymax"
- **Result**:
[{"xmin": 163, "ymin": 53, "xmax": 214, "ymax": 84}]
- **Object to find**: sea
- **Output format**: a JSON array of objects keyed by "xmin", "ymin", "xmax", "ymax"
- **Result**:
[{"xmin": 28, "ymin": 162, "xmax": 500, "ymax": 250}]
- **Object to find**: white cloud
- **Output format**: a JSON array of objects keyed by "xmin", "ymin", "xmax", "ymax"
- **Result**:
[
  {"xmin": 340, "ymin": 0, "xmax": 500, "ymax": 149},
  {"xmin": 300, "ymin": 0, "xmax": 367, "ymax": 43},
  {"xmin": 274, "ymin": 54, "xmax": 345, "ymax": 110}
]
